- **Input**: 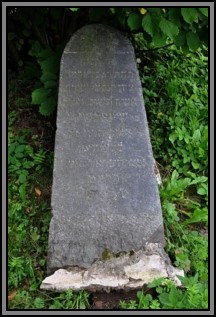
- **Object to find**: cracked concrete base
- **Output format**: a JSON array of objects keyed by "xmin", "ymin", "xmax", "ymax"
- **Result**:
[{"xmin": 40, "ymin": 243, "xmax": 184, "ymax": 292}]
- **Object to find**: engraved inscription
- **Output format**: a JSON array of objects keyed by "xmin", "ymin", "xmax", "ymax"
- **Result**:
[{"xmin": 68, "ymin": 158, "xmax": 147, "ymax": 169}]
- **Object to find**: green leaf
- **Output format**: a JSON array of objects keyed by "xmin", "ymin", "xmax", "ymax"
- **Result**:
[
  {"xmin": 19, "ymin": 184, "xmax": 26, "ymax": 200},
  {"xmin": 174, "ymin": 32, "xmax": 186, "ymax": 47},
  {"xmin": 40, "ymin": 95, "xmax": 57, "ymax": 116},
  {"xmin": 169, "ymin": 133, "xmax": 177, "ymax": 144},
  {"xmin": 31, "ymin": 88, "xmax": 50, "ymax": 105},
  {"xmin": 8, "ymin": 144, "xmax": 16, "ymax": 154},
  {"xmin": 23, "ymin": 161, "xmax": 34, "ymax": 169},
  {"xmin": 168, "ymin": 287, "xmax": 181, "ymax": 306},
  {"xmin": 171, "ymin": 170, "xmax": 179, "ymax": 181},
  {"xmin": 40, "ymin": 55, "xmax": 60, "ymax": 74},
  {"xmin": 148, "ymin": 277, "xmax": 166, "ymax": 288},
  {"xmin": 186, "ymin": 208, "xmax": 208, "ymax": 224},
  {"xmin": 127, "ymin": 13, "xmax": 142, "ymax": 31},
  {"xmin": 159, "ymin": 17, "xmax": 179, "ymax": 39},
  {"xmin": 197, "ymin": 187, "xmax": 207, "ymax": 195},
  {"xmin": 44, "ymin": 80, "xmax": 57, "ymax": 89},
  {"xmin": 15, "ymin": 145, "xmax": 26, "ymax": 153},
  {"xmin": 186, "ymin": 31, "xmax": 200, "ymax": 51},
  {"xmin": 69, "ymin": 8, "xmax": 79, "ymax": 12},
  {"xmin": 192, "ymin": 129, "xmax": 201, "ymax": 142},
  {"xmin": 142, "ymin": 14, "xmax": 157, "ymax": 38},
  {"xmin": 198, "ymin": 8, "xmax": 208, "ymax": 17},
  {"xmin": 158, "ymin": 293, "xmax": 171, "ymax": 307},
  {"xmin": 40, "ymin": 72, "xmax": 57, "ymax": 83},
  {"xmin": 18, "ymin": 173, "xmax": 27, "ymax": 183},
  {"xmin": 152, "ymin": 32, "xmax": 167, "ymax": 47},
  {"xmin": 181, "ymin": 8, "xmax": 199, "ymax": 24},
  {"xmin": 190, "ymin": 176, "xmax": 208, "ymax": 185},
  {"xmin": 168, "ymin": 8, "xmax": 182, "ymax": 27},
  {"xmin": 191, "ymin": 161, "xmax": 200, "ymax": 169},
  {"xmin": 15, "ymin": 152, "xmax": 24, "ymax": 159},
  {"xmin": 34, "ymin": 297, "xmax": 45, "ymax": 309}
]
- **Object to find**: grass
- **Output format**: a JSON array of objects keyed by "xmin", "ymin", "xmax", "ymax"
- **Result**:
[{"xmin": 7, "ymin": 42, "xmax": 208, "ymax": 309}]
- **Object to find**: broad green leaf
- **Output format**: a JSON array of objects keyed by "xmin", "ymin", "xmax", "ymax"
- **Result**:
[
  {"xmin": 15, "ymin": 144, "xmax": 26, "ymax": 153},
  {"xmin": 197, "ymin": 187, "xmax": 207, "ymax": 195},
  {"xmin": 168, "ymin": 8, "xmax": 182, "ymax": 27},
  {"xmin": 127, "ymin": 13, "xmax": 142, "ymax": 31},
  {"xmin": 19, "ymin": 184, "xmax": 26, "ymax": 200},
  {"xmin": 190, "ymin": 176, "xmax": 208, "ymax": 185},
  {"xmin": 37, "ymin": 49, "xmax": 54, "ymax": 61},
  {"xmin": 18, "ymin": 173, "xmax": 27, "ymax": 183},
  {"xmin": 142, "ymin": 14, "xmax": 157, "ymax": 38},
  {"xmin": 15, "ymin": 152, "xmax": 24, "ymax": 159},
  {"xmin": 192, "ymin": 129, "xmax": 201, "ymax": 142},
  {"xmin": 181, "ymin": 45, "xmax": 190, "ymax": 55},
  {"xmin": 40, "ymin": 72, "xmax": 57, "ymax": 83},
  {"xmin": 40, "ymin": 55, "xmax": 60, "ymax": 74},
  {"xmin": 186, "ymin": 31, "xmax": 200, "ymax": 51},
  {"xmin": 158, "ymin": 293, "xmax": 171, "ymax": 307},
  {"xmin": 152, "ymin": 32, "xmax": 167, "ymax": 47},
  {"xmin": 169, "ymin": 133, "xmax": 177, "ymax": 144},
  {"xmin": 198, "ymin": 8, "xmax": 208, "ymax": 17},
  {"xmin": 171, "ymin": 170, "xmax": 179, "ymax": 181},
  {"xmin": 32, "ymin": 88, "xmax": 50, "ymax": 105},
  {"xmin": 168, "ymin": 287, "xmax": 181, "ymax": 306},
  {"xmin": 174, "ymin": 32, "xmax": 186, "ymax": 47},
  {"xmin": 191, "ymin": 161, "xmax": 200, "ymax": 169},
  {"xmin": 8, "ymin": 144, "xmax": 16, "ymax": 154},
  {"xmin": 44, "ymin": 80, "xmax": 57, "ymax": 89},
  {"xmin": 23, "ymin": 161, "xmax": 34, "ymax": 169},
  {"xmin": 181, "ymin": 8, "xmax": 199, "ymax": 24},
  {"xmin": 186, "ymin": 208, "xmax": 208, "ymax": 223},
  {"xmin": 159, "ymin": 17, "xmax": 179, "ymax": 39},
  {"xmin": 40, "ymin": 95, "xmax": 57, "ymax": 116}
]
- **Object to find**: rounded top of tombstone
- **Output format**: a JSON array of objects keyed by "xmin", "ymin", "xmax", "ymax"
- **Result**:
[{"xmin": 63, "ymin": 24, "xmax": 133, "ymax": 55}]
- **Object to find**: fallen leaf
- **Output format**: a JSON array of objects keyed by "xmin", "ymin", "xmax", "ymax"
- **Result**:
[
  {"xmin": 8, "ymin": 290, "xmax": 17, "ymax": 301},
  {"xmin": 94, "ymin": 300, "xmax": 104, "ymax": 309},
  {"xmin": 35, "ymin": 187, "xmax": 42, "ymax": 196}
]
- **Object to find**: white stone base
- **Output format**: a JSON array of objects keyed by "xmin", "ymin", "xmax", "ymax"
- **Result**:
[{"xmin": 40, "ymin": 243, "xmax": 184, "ymax": 292}]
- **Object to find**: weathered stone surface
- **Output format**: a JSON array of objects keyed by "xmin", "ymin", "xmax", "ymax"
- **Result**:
[
  {"xmin": 47, "ymin": 24, "xmax": 165, "ymax": 274},
  {"xmin": 41, "ymin": 243, "xmax": 184, "ymax": 292}
]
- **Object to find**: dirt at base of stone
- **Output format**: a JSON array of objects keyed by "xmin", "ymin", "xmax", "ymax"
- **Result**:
[{"xmin": 90, "ymin": 287, "xmax": 156, "ymax": 309}]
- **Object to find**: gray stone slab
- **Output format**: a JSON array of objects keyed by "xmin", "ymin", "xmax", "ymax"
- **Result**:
[{"xmin": 47, "ymin": 24, "xmax": 165, "ymax": 274}]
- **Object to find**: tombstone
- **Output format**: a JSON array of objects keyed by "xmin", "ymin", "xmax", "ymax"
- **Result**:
[{"xmin": 41, "ymin": 24, "xmax": 183, "ymax": 291}]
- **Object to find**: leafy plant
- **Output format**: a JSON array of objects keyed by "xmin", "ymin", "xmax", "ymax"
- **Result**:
[
  {"xmin": 8, "ymin": 126, "xmax": 47, "ymax": 200},
  {"xmin": 120, "ymin": 275, "xmax": 208, "ymax": 309},
  {"xmin": 29, "ymin": 41, "xmax": 64, "ymax": 116}
]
